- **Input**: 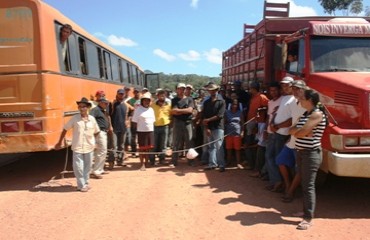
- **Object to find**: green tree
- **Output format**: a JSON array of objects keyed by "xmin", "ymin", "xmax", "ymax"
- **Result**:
[
  {"xmin": 318, "ymin": 0, "xmax": 356, "ymax": 15},
  {"xmin": 366, "ymin": 5, "xmax": 370, "ymax": 16},
  {"xmin": 350, "ymin": 0, "xmax": 363, "ymax": 15}
]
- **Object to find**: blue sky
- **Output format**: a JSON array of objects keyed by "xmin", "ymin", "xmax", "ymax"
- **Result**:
[{"xmin": 43, "ymin": 0, "xmax": 370, "ymax": 77}]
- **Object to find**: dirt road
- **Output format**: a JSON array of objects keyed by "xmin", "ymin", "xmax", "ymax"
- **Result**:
[{"xmin": 0, "ymin": 150, "xmax": 369, "ymax": 240}]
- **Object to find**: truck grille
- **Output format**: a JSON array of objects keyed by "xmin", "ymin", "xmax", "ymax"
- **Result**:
[{"xmin": 334, "ymin": 91, "xmax": 359, "ymax": 106}]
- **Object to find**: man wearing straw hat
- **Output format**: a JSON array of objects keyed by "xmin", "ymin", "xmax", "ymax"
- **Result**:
[
  {"xmin": 55, "ymin": 97, "xmax": 100, "ymax": 192},
  {"xmin": 201, "ymin": 83, "xmax": 226, "ymax": 172}
]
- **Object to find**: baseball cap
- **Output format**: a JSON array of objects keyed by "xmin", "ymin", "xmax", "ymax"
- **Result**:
[
  {"xmin": 186, "ymin": 84, "xmax": 193, "ymax": 89},
  {"xmin": 97, "ymin": 97, "xmax": 109, "ymax": 103},
  {"xmin": 281, "ymin": 76, "xmax": 294, "ymax": 84},
  {"xmin": 117, "ymin": 89, "xmax": 125, "ymax": 94},
  {"xmin": 141, "ymin": 92, "xmax": 152, "ymax": 99},
  {"xmin": 95, "ymin": 90, "xmax": 105, "ymax": 96},
  {"xmin": 177, "ymin": 83, "xmax": 186, "ymax": 89},
  {"xmin": 292, "ymin": 80, "xmax": 306, "ymax": 89}
]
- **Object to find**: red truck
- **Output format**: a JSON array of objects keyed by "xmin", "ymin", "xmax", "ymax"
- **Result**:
[{"xmin": 222, "ymin": 1, "xmax": 370, "ymax": 178}]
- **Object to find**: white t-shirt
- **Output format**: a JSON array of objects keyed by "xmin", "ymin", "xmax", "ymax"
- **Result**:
[
  {"xmin": 267, "ymin": 96, "xmax": 282, "ymax": 134},
  {"xmin": 132, "ymin": 105, "xmax": 155, "ymax": 132},
  {"xmin": 286, "ymin": 100, "xmax": 306, "ymax": 149},
  {"xmin": 274, "ymin": 95, "xmax": 296, "ymax": 135}
]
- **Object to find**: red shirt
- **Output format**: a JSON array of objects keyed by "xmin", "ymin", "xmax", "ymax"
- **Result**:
[{"xmin": 247, "ymin": 93, "xmax": 269, "ymax": 122}]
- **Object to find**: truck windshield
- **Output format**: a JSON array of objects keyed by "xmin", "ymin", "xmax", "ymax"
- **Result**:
[{"xmin": 311, "ymin": 37, "xmax": 370, "ymax": 73}]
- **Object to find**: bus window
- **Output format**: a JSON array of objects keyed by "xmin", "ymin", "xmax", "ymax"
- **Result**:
[
  {"xmin": 127, "ymin": 62, "xmax": 132, "ymax": 84},
  {"xmin": 64, "ymin": 33, "xmax": 79, "ymax": 73},
  {"xmin": 78, "ymin": 37, "xmax": 88, "ymax": 75},
  {"xmin": 130, "ymin": 65, "xmax": 138, "ymax": 85},
  {"xmin": 97, "ymin": 47, "xmax": 105, "ymax": 79},
  {"xmin": 118, "ymin": 59, "xmax": 123, "ymax": 83},
  {"xmin": 103, "ymin": 51, "xmax": 112, "ymax": 80},
  {"xmin": 119, "ymin": 59, "xmax": 129, "ymax": 83},
  {"xmin": 86, "ymin": 41, "xmax": 99, "ymax": 78},
  {"xmin": 0, "ymin": 7, "xmax": 34, "ymax": 65},
  {"xmin": 111, "ymin": 55, "xmax": 120, "ymax": 82},
  {"xmin": 139, "ymin": 71, "xmax": 144, "ymax": 87}
]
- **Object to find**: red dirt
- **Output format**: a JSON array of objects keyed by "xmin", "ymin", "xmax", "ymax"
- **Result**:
[{"xmin": 0, "ymin": 150, "xmax": 369, "ymax": 240}]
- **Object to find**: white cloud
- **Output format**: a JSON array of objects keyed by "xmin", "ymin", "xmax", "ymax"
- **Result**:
[
  {"xmin": 107, "ymin": 35, "xmax": 137, "ymax": 47},
  {"xmin": 204, "ymin": 48, "xmax": 222, "ymax": 64},
  {"xmin": 153, "ymin": 49, "xmax": 176, "ymax": 62},
  {"xmin": 190, "ymin": 0, "xmax": 199, "ymax": 9},
  {"xmin": 94, "ymin": 32, "xmax": 138, "ymax": 47},
  {"xmin": 178, "ymin": 50, "xmax": 201, "ymax": 61},
  {"xmin": 267, "ymin": 0, "xmax": 317, "ymax": 17}
]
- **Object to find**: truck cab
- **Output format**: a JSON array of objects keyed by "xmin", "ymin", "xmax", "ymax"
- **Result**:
[{"xmin": 281, "ymin": 18, "xmax": 370, "ymax": 178}]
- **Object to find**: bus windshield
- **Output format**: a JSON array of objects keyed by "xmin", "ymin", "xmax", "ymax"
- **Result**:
[
  {"xmin": 311, "ymin": 37, "xmax": 370, "ymax": 73},
  {"xmin": 0, "ymin": 7, "xmax": 34, "ymax": 65}
]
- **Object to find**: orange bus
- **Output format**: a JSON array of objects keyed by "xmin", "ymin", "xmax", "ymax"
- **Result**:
[{"xmin": 0, "ymin": 0, "xmax": 158, "ymax": 156}]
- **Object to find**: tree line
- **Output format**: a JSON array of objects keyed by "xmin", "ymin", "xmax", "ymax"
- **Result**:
[
  {"xmin": 318, "ymin": 0, "xmax": 370, "ymax": 16},
  {"xmin": 145, "ymin": 71, "xmax": 221, "ymax": 92}
]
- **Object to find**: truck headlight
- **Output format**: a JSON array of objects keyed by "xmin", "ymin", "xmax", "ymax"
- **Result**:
[
  {"xmin": 345, "ymin": 137, "xmax": 359, "ymax": 146},
  {"xmin": 360, "ymin": 137, "xmax": 370, "ymax": 146}
]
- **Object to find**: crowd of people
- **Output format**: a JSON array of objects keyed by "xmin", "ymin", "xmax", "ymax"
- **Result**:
[{"xmin": 55, "ymin": 77, "xmax": 327, "ymax": 231}]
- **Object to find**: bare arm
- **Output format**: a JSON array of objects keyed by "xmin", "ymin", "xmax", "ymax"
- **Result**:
[
  {"xmin": 171, "ymin": 106, "xmax": 193, "ymax": 115},
  {"xmin": 291, "ymin": 111, "xmax": 323, "ymax": 138},
  {"xmin": 55, "ymin": 129, "xmax": 67, "ymax": 149}
]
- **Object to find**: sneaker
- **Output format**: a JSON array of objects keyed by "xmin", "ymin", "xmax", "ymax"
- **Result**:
[
  {"xmin": 204, "ymin": 166, "xmax": 216, "ymax": 171},
  {"xmin": 78, "ymin": 186, "xmax": 89, "ymax": 192},
  {"xmin": 296, "ymin": 219, "xmax": 312, "ymax": 230},
  {"xmin": 219, "ymin": 167, "xmax": 226, "ymax": 172}
]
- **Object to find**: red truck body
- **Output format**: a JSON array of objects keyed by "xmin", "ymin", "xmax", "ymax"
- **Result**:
[{"xmin": 222, "ymin": 2, "xmax": 370, "ymax": 178}]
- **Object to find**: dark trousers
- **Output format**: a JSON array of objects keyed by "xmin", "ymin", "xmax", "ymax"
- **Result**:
[
  {"xmin": 109, "ymin": 130, "xmax": 127, "ymax": 163},
  {"xmin": 296, "ymin": 148, "xmax": 322, "ymax": 220},
  {"xmin": 150, "ymin": 125, "xmax": 169, "ymax": 163},
  {"xmin": 130, "ymin": 124, "xmax": 137, "ymax": 153}
]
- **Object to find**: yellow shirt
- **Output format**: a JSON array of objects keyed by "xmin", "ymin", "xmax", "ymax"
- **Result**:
[{"xmin": 151, "ymin": 101, "xmax": 171, "ymax": 127}]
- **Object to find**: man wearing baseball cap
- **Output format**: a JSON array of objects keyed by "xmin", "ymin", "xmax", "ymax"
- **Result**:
[
  {"xmin": 170, "ymin": 83, "xmax": 195, "ymax": 166},
  {"xmin": 89, "ymin": 97, "xmax": 111, "ymax": 178}
]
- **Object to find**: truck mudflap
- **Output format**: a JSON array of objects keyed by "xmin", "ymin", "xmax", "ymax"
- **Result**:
[{"xmin": 324, "ymin": 151, "xmax": 370, "ymax": 178}]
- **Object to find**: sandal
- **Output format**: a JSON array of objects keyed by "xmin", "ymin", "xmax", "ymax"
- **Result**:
[{"xmin": 296, "ymin": 220, "xmax": 312, "ymax": 230}]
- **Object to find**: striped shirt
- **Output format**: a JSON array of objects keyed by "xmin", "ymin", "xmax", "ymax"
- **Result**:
[{"xmin": 295, "ymin": 109, "xmax": 326, "ymax": 150}]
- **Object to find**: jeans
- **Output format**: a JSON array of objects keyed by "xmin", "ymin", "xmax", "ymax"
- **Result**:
[
  {"xmin": 207, "ymin": 129, "xmax": 225, "ymax": 168},
  {"xmin": 171, "ymin": 119, "xmax": 192, "ymax": 165},
  {"xmin": 109, "ymin": 130, "xmax": 127, "ymax": 163},
  {"xmin": 296, "ymin": 148, "xmax": 322, "ymax": 220},
  {"xmin": 150, "ymin": 125, "xmax": 169, "ymax": 163},
  {"xmin": 124, "ymin": 127, "xmax": 131, "ymax": 149},
  {"xmin": 266, "ymin": 133, "xmax": 289, "ymax": 185},
  {"xmin": 201, "ymin": 126, "xmax": 209, "ymax": 164},
  {"xmin": 92, "ymin": 131, "xmax": 107, "ymax": 175},
  {"xmin": 73, "ymin": 151, "xmax": 93, "ymax": 190}
]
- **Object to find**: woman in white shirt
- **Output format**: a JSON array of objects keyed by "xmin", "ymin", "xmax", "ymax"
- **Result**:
[{"xmin": 132, "ymin": 92, "xmax": 156, "ymax": 171}]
